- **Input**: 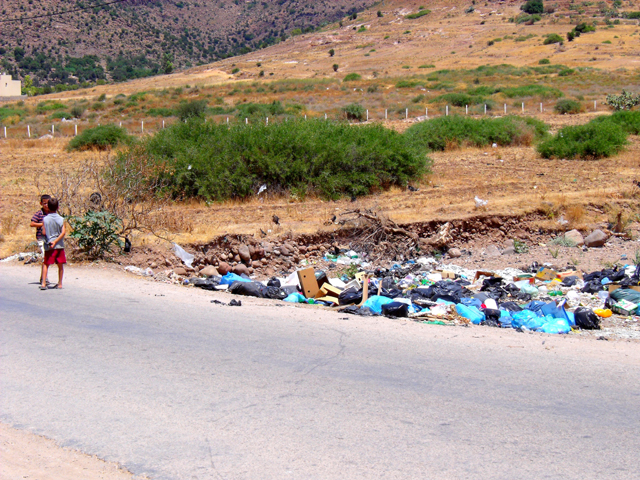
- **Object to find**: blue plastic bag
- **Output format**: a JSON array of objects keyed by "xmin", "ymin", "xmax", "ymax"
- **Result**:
[
  {"xmin": 220, "ymin": 272, "xmax": 252, "ymax": 286},
  {"xmin": 284, "ymin": 292, "xmax": 307, "ymax": 303},
  {"xmin": 363, "ymin": 295, "xmax": 395, "ymax": 314},
  {"xmin": 511, "ymin": 310, "xmax": 545, "ymax": 330},
  {"xmin": 499, "ymin": 309, "xmax": 513, "ymax": 328},
  {"xmin": 460, "ymin": 297, "xmax": 483, "ymax": 308},
  {"xmin": 540, "ymin": 317, "xmax": 571, "ymax": 334},
  {"xmin": 455, "ymin": 304, "xmax": 485, "ymax": 324}
]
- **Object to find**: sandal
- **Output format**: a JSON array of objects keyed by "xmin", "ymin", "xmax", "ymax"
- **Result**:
[{"xmin": 39, "ymin": 285, "xmax": 47, "ymax": 290}]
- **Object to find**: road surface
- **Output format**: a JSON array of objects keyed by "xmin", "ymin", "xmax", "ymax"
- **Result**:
[{"xmin": 1, "ymin": 264, "xmax": 639, "ymax": 479}]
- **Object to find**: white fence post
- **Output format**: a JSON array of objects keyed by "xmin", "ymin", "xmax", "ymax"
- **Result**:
[
  {"xmin": 522, "ymin": 102, "xmax": 524, "ymax": 114},
  {"xmin": 119, "ymin": 122, "xmax": 122, "ymax": 127},
  {"xmin": 324, "ymin": 113, "xmax": 327, "ymax": 120},
  {"xmin": 385, "ymin": 109, "xmax": 388, "ymax": 120},
  {"xmin": 141, "ymin": 121, "xmax": 144, "ymax": 133},
  {"xmin": 446, "ymin": 105, "xmax": 449, "ymax": 116},
  {"xmin": 3, "ymin": 126, "xmax": 6, "ymax": 139},
  {"xmin": 162, "ymin": 120, "xmax": 165, "ymax": 129},
  {"xmin": 226, "ymin": 117, "xmax": 229, "ymax": 125},
  {"xmin": 426, "ymin": 107, "xmax": 428, "ymax": 117},
  {"xmin": 52, "ymin": 124, "xmax": 54, "ymax": 135},
  {"xmin": 366, "ymin": 109, "xmax": 369, "ymax": 121},
  {"xmin": 405, "ymin": 108, "xmax": 408, "ymax": 119},
  {"xmin": 540, "ymin": 103, "xmax": 543, "ymax": 113},
  {"xmin": 594, "ymin": 100, "xmax": 597, "ymax": 111},
  {"xmin": 465, "ymin": 105, "xmax": 468, "ymax": 115},
  {"xmin": 28, "ymin": 125, "xmax": 31, "ymax": 138},
  {"xmin": 266, "ymin": 117, "xmax": 269, "ymax": 125},
  {"xmin": 504, "ymin": 104, "xmax": 507, "ymax": 114},
  {"xmin": 484, "ymin": 104, "xmax": 487, "ymax": 115},
  {"xmin": 245, "ymin": 118, "xmax": 248, "ymax": 124},
  {"xmin": 74, "ymin": 124, "xmax": 77, "ymax": 136}
]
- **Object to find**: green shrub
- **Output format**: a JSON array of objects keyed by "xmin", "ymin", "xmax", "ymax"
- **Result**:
[
  {"xmin": 590, "ymin": 110, "xmax": 640, "ymax": 135},
  {"xmin": 516, "ymin": 14, "xmax": 541, "ymax": 24},
  {"xmin": 430, "ymin": 92, "xmax": 484, "ymax": 107},
  {"xmin": 522, "ymin": 0, "xmax": 544, "ymax": 14},
  {"xmin": 543, "ymin": 33, "xmax": 564, "ymax": 45},
  {"xmin": 500, "ymin": 84, "xmax": 563, "ymax": 99},
  {"xmin": 68, "ymin": 211, "xmax": 123, "ymax": 258},
  {"xmin": 147, "ymin": 107, "xmax": 176, "ymax": 117},
  {"xmin": 554, "ymin": 99, "xmax": 582, "ymax": 114},
  {"xmin": 625, "ymin": 11, "xmax": 640, "ymax": 19},
  {"xmin": 558, "ymin": 68, "xmax": 575, "ymax": 76},
  {"xmin": 537, "ymin": 122, "xmax": 627, "ymax": 159},
  {"xmin": 91, "ymin": 102, "xmax": 105, "ymax": 111},
  {"xmin": 231, "ymin": 67, "xmax": 240, "ymax": 74},
  {"xmin": 396, "ymin": 80, "xmax": 423, "ymax": 88},
  {"xmin": 49, "ymin": 111, "xmax": 71, "ymax": 120},
  {"xmin": 36, "ymin": 102, "xmax": 66, "ymax": 114},
  {"xmin": 236, "ymin": 101, "xmax": 285, "ymax": 118},
  {"xmin": 177, "ymin": 100, "xmax": 207, "ymax": 121},
  {"xmin": 418, "ymin": 64, "xmax": 435, "ymax": 69},
  {"xmin": 342, "ymin": 103, "xmax": 366, "ymax": 121},
  {"xmin": 129, "ymin": 119, "xmax": 428, "ymax": 201},
  {"xmin": 343, "ymin": 73, "xmax": 362, "ymax": 82},
  {"xmin": 405, "ymin": 115, "xmax": 549, "ymax": 151},
  {"xmin": 406, "ymin": 10, "xmax": 430, "ymax": 19},
  {"xmin": 70, "ymin": 105, "xmax": 85, "ymax": 118},
  {"xmin": 67, "ymin": 125, "xmax": 132, "ymax": 151}
]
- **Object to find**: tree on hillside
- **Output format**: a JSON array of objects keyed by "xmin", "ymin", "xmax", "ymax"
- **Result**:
[
  {"xmin": 521, "ymin": 0, "xmax": 544, "ymax": 14},
  {"xmin": 162, "ymin": 53, "xmax": 174, "ymax": 75}
]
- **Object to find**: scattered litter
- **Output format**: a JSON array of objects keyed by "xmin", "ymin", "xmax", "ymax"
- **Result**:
[
  {"xmin": 173, "ymin": 243, "xmax": 194, "ymax": 268},
  {"xmin": 124, "ymin": 265, "xmax": 154, "ymax": 276},
  {"xmin": 474, "ymin": 196, "xmax": 488, "ymax": 208}
]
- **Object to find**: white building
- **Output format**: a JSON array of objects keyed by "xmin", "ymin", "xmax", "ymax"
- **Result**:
[{"xmin": 0, "ymin": 74, "xmax": 22, "ymax": 97}]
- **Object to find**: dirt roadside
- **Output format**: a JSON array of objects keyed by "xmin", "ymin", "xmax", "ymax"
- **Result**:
[{"xmin": 0, "ymin": 423, "xmax": 135, "ymax": 480}]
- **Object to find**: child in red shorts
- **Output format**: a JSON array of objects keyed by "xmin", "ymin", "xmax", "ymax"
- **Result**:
[{"xmin": 41, "ymin": 198, "xmax": 67, "ymax": 290}]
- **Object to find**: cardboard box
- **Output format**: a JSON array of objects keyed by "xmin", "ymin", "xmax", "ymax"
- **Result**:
[
  {"xmin": 474, "ymin": 271, "xmax": 496, "ymax": 282},
  {"xmin": 608, "ymin": 285, "xmax": 640, "ymax": 293},
  {"xmin": 558, "ymin": 270, "xmax": 583, "ymax": 280},
  {"xmin": 536, "ymin": 267, "xmax": 558, "ymax": 281},
  {"xmin": 612, "ymin": 299, "xmax": 638, "ymax": 316},
  {"xmin": 441, "ymin": 270, "xmax": 456, "ymax": 279},
  {"xmin": 297, "ymin": 267, "xmax": 320, "ymax": 298}
]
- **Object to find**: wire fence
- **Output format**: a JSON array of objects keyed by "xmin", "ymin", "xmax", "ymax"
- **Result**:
[{"xmin": 0, "ymin": 100, "xmax": 602, "ymax": 140}]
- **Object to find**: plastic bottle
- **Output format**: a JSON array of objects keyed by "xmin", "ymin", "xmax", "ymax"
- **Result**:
[{"xmin": 549, "ymin": 290, "xmax": 563, "ymax": 297}]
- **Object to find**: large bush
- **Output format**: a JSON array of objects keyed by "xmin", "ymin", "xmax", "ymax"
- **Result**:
[
  {"xmin": 554, "ymin": 99, "xmax": 582, "ymax": 114},
  {"xmin": 177, "ymin": 100, "xmax": 207, "ymax": 121},
  {"xmin": 521, "ymin": 0, "xmax": 544, "ymax": 14},
  {"xmin": 67, "ymin": 125, "xmax": 132, "ymax": 151},
  {"xmin": 605, "ymin": 90, "xmax": 640, "ymax": 111},
  {"xmin": 128, "ymin": 119, "xmax": 429, "ymax": 200},
  {"xmin": 537, "ymin": 122, "xmax": 627, "ymax": 159},
  {"xmin": 405, "ymin": 115, "xmax": 549, "ymax": 151},
  {"xmin": 590, "ymin": 110, "xmax": 640, "ymax": 135}
]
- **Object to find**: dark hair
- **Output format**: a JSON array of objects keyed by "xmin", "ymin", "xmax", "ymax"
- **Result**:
[
  {"xmin": 40, "ymin": 194, "xmax": 51, "ymax": 202},
  {"xmin": 47, "ymin": 197, "xmax": 59, "ymax": 212}
]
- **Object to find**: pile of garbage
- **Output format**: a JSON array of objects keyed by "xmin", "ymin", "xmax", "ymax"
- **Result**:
[{"xmin": 180, "ymin": 251, "xmax": 640, "ymax": 335}]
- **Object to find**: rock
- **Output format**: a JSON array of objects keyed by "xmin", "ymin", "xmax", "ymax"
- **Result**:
[
  {"xmin": 448, "ymin": 248, "xmax": 462, "ymax": 258},
  {"xmin": 504, "ymin": 239, "xmax": 515, "ymax": 248},
  {"xmin": 173, "ymin": 267, "xmax": 187, "ymax": 276},
  {"xmin": 248, "ymin": 245, "xmax": 257, "ymax": 259},
  {"xmin": 502, "ymin": 246, "xmax": 516, "ymax": 255},
  {"xmin": 233, "ymin": 254, "xmax": 241, "ymax": 263},
  {"xmin": 204, "ymin": 251, "xmax": 216, "ymax": 265},
  {"xmin": 280, "ymin": 244, "xmax": 292, "ymax": 256},
  {"xmin": 164, "ymin": 258, "xmax": 172, "ymax": 267},
  {"xmin": 238, "ymin": 244, "xmax": 251, "ymax": 263},
  {"xmin": 485, "ymin": 245, "xmax": 501, "ymax": 257},
  {"xmin": 252, "ymin": 260, "xmax": 262, "ymax": 269},
  {"xmin": 298, "ymin": 245, "xmax": 307, "ymax": 254},
  {"xmin": 149, "ymin": 262, "xmax": 158, "ymax": 269},
  {"xmin": 200, "ymin": 265, "xmax": 219, "ymax": 277},
  {"xmin": 584, "ymin": 229, "xmax": 608, "ymax": 248},
  {"xmin": 564, "ymin": 229, "xmax": 585, "ymax": 246},
  {"xmin": 217, "ymin": 262, "xmax": 231, "ymax": 275},
  {"xmin": 232, "ymin": 263, "xmax": 250, "ymax": 276}
]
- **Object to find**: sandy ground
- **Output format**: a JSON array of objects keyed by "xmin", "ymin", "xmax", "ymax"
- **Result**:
[{"xmin": 0, "ymin": 423, "xmax": 135, "ymax": 480}]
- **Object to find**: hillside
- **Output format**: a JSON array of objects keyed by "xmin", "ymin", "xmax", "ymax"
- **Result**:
[{"xmin": 0, "ymin": 0, "xmax": 375, "ymax": 87}]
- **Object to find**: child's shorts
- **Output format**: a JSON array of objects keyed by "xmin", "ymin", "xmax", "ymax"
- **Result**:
[{"xmin": 44, "ymin": 249, "xmax": 67, "ymax": 265}]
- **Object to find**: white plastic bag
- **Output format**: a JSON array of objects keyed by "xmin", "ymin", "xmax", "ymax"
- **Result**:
[{"xmin": 173, "ymin": 243, "xmax": 194, "ymax": 268}]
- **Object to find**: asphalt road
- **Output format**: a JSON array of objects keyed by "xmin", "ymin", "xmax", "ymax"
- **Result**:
[{"xmin": 1, "ymin": 265, "xmax": 639, "ymax": 480}]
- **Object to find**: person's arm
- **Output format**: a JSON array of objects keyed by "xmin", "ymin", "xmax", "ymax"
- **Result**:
[
  {"xmin": 30, "ymin": 220, "xmax": 44, "ymax": 228},
  {"xmin": 51, "ymin": 223, "xmax": 66, "ymax": 248}
]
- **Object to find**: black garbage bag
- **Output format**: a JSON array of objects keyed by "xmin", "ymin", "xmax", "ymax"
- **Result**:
[
  {"xmin": 229, "ymin": 281, "xmax": 265, "ymax": 298},
  {"xmin": 574, "ymin": 307, "xmax": 601, "ymax": 330},
  {"xmin": 499, "ymin": 301, "xmax": 523, "ymax": 312},
  {"xmin": 609, "ymin": 269, "xmax": 626, "ymax": 283},
  {"xmin": 381, "ymin": 302, "xmax": 409, "ymax": 318},
  {"xmin": 339, "ymin": 287, "xmax": 363, "ymax": 306},
  {"xmin": 562, "ymin": 276, "xmax": 578, "ymax": 287},
  {"xmin": 482, "ymin": 308, "xmax": 502, "ymax": 327},
  {"xmin": 339, "ymin": 305, "xmax": 376, "ymax": 316},
  {"xmin": 484, "ymin": 287, "xmax": 509, "ymax": 301},
  {"xmin": 262, "ymin": 286, "xmax": 287, "ymax": 300},
  {"xmin": 504, "ymin": 283, "xmax": 522, "ymax": 297},
  {"xmin": 267, "ymin": 277, "xmax": 281, "ymax": 288},
  {"xmin": 481, "ymin": 277, "xmax": 504, "ymax": 290},
  {"xmin": 379, "ymin": 288, "xmax": 403, "ymax": 299},
  {"xmin": 581, "ymin": 281, "xmax": 603, "ymax": 294},
  {"xmin": 190, "ymin": 277, "xmax": 221, "ymax": 291},
  {"xmin": 315, "ymin": 270, "xmax": 328, "ymax": 288},
  {"xmin": 381, "ymin": 277, "xmax": 395, "ymax": 289}
]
